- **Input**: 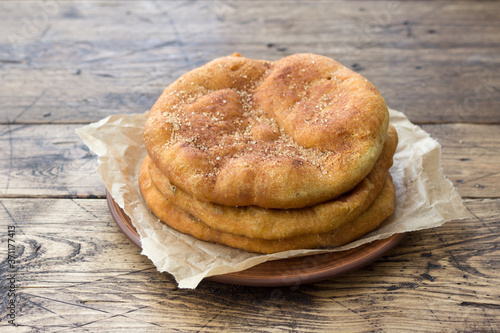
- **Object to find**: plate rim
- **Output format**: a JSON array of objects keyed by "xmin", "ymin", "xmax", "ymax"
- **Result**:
[{"xmin": 106, "ymin": 191, "xmax": 406, "ymax": 287}]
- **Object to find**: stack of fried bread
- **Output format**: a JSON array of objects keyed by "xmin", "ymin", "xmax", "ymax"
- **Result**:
[{"xmin": 139, "ymin": 53, "xmax": 398, "ymax": 254}]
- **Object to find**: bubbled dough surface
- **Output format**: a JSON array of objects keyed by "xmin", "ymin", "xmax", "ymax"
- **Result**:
[{"xmin": 143, "ymin": 53, "xmax": 389, "ymax": 208}]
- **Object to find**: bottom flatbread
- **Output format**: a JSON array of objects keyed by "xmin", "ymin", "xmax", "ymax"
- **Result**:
[{"xmin": 139, "ymin": 159, "xmax": 396, "ymax": 254}]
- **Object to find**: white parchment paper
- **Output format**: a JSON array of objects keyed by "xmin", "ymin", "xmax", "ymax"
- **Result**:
[{"xmin": 76, "ymin": 109, "xmax": 470, "ymax": 288}]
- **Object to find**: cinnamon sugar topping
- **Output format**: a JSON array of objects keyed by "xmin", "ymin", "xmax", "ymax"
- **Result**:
[{"xmin": 144, "ymin": 53, "xmax": 390, "ymax": 208}]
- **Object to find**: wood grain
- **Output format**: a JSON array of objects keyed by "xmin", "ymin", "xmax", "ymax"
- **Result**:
[
  {"xmin": 1, "ymin": 1, "xmax": 499, "ymax": 124},
  {"xmin": 1, "ymin": 0, "xmax": 499, "ymax": 331},
  {"xmin": 0, "ymin": 124, "xmax": 104, "ymax": 197},
  {"xmin": 422, "ymin": 124, "xmax": 500, "ymax": 199},
  {"xmin": 1, "ymin": 197, "xmax": 498, "ymax": 331}
]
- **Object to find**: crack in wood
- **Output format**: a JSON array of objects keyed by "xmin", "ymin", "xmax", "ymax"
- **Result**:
[
  {"xmin": 460, "ymin": 301, "xmax": 500, "ymax": 310},
  {"xmin": 387, "ymin": 261, "xmax": 440, "ymax": 291},
  {"xmin": 12, "ymin": 91, "xmax": 47, "ymax": 124}
]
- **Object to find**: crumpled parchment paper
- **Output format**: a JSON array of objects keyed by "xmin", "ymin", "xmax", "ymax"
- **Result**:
[{"xmin": 76, "ymin": 109, "xmax": 470, "ymax": 288}]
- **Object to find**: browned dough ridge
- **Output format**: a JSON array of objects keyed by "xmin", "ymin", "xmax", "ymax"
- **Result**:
[{"xmin": 139, "ymin": 160, "xmax": 395, "ymax": 254}]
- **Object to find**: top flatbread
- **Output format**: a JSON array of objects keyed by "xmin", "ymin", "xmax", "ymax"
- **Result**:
[{"xmin": 143, "ymin": 53, "xmax": 389, "ymax": 208}]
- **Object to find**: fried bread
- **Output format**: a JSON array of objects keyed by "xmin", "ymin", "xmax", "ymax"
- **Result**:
[
  {"xmin": 139, "ymin": 159, "xmax": 395, "ymax": 254},
  {"xmin": 143, "ymin": 53, "xmax": 390, "ymax": 209},
  {"xmin": 146, "ymin": 125, "xmax": 397, "ymax": 240}
]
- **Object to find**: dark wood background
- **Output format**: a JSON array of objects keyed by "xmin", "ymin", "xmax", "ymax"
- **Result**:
[{"xmin": 1, "ymin": 1, "xmax": 499, "ymax": 331}]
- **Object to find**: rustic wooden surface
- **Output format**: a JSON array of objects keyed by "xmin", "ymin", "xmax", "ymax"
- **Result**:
[{"xmin": 1, "ymin": 1, "xmax": 499, "ymax": 332}]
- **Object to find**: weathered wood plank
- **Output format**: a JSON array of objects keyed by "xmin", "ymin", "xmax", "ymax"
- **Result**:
[
  {"xmin": 309, "ymin": 198, "xmax": 500, "ymax": 332},
  {"xmin": 1, "ymin": 123, "xmax": 498, "ymax": 198},
  {"xmin": 0, "ymin": 197, "xmax": 498, "ymax": 331},
  {"xmin": 422, "ymin": 124, "xmax": 500, "ymax": 198},
  {"xmin": 1, "ymin": 1, "xmax": 499, "ymax": 124},
  {"xmin": 0, "ymin": 124, "xmax": 104, "ymax": 197}
]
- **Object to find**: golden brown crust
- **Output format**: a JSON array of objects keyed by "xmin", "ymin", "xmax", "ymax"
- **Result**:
[
  {"xmin": 139, "ymin": 159, "xmax": 395, "ymax": 254},
  {"xmin": 147, "ymin": 125, "xmax": 398, "ymax": 240},
  {"xmin": 143, "ymin": 53, "xmax": 389, "ymax": 209}
]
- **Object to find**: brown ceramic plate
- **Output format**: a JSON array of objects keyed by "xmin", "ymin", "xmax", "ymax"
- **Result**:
[{"xmin": 107, "ymin": 192, "xmax": 406, "ymax": 287}]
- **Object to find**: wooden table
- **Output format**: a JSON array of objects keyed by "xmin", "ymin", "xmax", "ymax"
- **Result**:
[{"xmin": 1, "ymin": 1, "xmax": 499, "ymax": 331}]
